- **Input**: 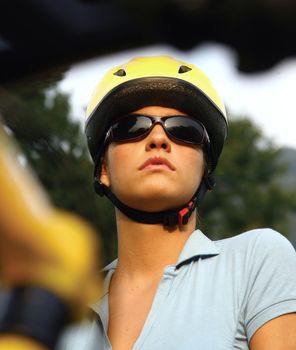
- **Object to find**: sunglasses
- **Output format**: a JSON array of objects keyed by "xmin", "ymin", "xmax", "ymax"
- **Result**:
[{"xmin": 105, "ymin": 114, "xmax": 210, "ymax": 146}]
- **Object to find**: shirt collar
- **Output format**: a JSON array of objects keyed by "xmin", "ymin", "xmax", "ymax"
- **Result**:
[
  {"xmin": 102, "ymin": 229, "xmax": 220, "ymax": 273},
  {"xmin": 175, "ymin": 229, "xmax": 220, "ymax": 268}
]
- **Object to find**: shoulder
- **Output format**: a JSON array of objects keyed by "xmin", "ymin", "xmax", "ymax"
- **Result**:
[
  {"xmin": 215, "ymin": 228, "xmax": 295, "ymax": 258},
  {"xmin": 222, "ymin": 230, "xmax": 296, "ymax": 341},
  {"xmin": 212, "ymin": 228, "xmax": 296, "ymax": 283}
]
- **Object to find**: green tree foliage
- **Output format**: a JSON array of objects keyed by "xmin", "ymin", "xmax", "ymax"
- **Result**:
[
  {"xmin": 1, "ymin": 79, "xmax": 295, "ymax": 265},
  {"xmin": 200, "ymin": 117, "xmax": 296, "ymax": 240}
]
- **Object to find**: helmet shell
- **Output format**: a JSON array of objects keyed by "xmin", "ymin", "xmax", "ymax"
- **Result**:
[{"xmin": 85, "ymin": 56, "xmax": 228, "ymax": 170}]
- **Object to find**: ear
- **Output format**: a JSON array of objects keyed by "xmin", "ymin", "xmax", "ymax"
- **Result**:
[{"xmin": 99, "ymin": 156, "xmax": 111, "ymax": 188}]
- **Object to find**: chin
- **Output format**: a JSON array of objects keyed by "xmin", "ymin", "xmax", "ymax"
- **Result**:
[
  {"xmin": 123, "ymin": 192, "xmax": 192, "ymax": 212},
  {"xmin": 115, "ymin": 179, "xmax": 196, "ymax": 211}
]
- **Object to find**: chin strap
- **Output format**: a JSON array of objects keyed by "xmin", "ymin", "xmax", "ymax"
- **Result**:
[{"xmin": 94, "ymin": 174, "xmax": 215, "ymax": 227}]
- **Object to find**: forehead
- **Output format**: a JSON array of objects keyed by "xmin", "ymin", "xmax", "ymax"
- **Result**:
[{"xmin": 131, "ymin": 105, "xmax": 189, "ymax": 117}]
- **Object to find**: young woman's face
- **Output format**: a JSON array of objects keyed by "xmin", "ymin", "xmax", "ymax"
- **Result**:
[{"xmin": 100, "ymin": 106, "xmax": 205, "ymax": 212}]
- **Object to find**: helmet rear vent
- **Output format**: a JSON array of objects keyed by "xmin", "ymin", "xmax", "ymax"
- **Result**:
[
  {"xmin": 178, "ymin": 65, "xmax": 192, "ymax": 74},
  {"xmin": 113, "ymin": 69, "xmax": 126, "ymax": 77}
]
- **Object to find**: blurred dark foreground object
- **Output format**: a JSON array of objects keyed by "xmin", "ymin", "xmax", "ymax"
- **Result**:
[
  {"xmin": 1, "ymin": 0, "xmax": 296, "ymax": 81},
  {"xmin": 0, "ymin": 121, "xmax": 102, "ymax": 348}
]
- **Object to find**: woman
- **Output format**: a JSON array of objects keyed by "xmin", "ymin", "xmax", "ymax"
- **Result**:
[{"xmin": 63, "ymin": 55, "xmax": 296, "ymax": 350}]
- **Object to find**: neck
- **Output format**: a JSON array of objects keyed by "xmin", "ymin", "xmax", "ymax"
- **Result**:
[{"xmin": 114, "ymin": 208, "xmax": 196, "ymax": 280}]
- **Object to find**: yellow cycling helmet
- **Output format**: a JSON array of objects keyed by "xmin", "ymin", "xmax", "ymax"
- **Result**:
[
  {"xmin": 85, "ymin": 55, "xmax": 228, "ymax": 226},
  {"xmin": 85, "ymin": 55, "xmax": 227, "ymax": 171}
]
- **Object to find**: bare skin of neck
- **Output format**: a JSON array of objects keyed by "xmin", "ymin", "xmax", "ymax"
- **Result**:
[
  {"xmin": 115, "ymin": 208, "xmax": 197, "ymax": 278},
  {"xmin": 107, "ymin": 209, "xmax": 197, "ymax": 350}
]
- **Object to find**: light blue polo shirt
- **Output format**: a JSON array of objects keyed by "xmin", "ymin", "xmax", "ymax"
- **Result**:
[{"xmin": 58, "ymin": 228, "xmax": 296, "ymax": 350}]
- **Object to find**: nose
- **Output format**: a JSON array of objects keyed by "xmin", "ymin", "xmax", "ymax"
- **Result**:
[{"xmin": 145, "ymin": 124, "xmax": 171, "ymax": 151}]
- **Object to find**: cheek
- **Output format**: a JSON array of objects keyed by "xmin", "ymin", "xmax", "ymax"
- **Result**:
[
  {"xmin": 106, "ymin": 144, "xmax": 135, "ymax": 185},
  {"xmin": 181, "ymin": 148, "xmax": 205, "ymax": 188}
]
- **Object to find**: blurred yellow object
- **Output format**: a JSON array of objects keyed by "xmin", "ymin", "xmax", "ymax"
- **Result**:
[
  {"xmin": 0, "ymin": 335, "xmax": 47, "ymax": 350},
  {"xmin": 0, "ymin": 121, "xmax": 102, "ymax": 321}
]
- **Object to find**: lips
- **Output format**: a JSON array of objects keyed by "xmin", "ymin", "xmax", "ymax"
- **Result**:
[{"xmin": 139, "ymin": 157, "xmax": 176, "ymax": 171}]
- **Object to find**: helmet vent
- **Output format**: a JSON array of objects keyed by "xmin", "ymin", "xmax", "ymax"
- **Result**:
[
  {"xmin": 113, "ymin": 69, "xmax": 126, "ymax": 77},
  {"xmin": 178, "ymin": 65, "xmax": 192, "ymax": 74}
]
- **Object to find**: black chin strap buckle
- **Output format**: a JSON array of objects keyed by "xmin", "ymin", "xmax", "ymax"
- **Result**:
[
  {"xmin": 163, "ymin": 213, "xmax": 178, "ymax": 227},
  {"xmin": 175, "ymin": 173, "xmax": 215, "ymax": 227},
  {"xmin": 178, "ymin": 201, "xmax": 194, "ymax": 226},
  {"xmin": 163, "ymin": 201, "xmax": 195, "ymax": 227}
]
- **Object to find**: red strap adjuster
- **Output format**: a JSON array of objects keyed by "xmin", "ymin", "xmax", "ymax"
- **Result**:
[{"xmin": 178, "ymin": 201, "xmax": 194, "ymax": 226}]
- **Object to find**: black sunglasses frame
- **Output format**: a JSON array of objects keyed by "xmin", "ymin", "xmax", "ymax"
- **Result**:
[{"xmin": 104, "ymin": 114, "xmax": 210, "ymax": 147}]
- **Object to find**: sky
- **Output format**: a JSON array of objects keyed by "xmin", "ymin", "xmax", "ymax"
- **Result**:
[{"xmin": 58, "ymin": 43, "xmax": 296, "ymax": 149}]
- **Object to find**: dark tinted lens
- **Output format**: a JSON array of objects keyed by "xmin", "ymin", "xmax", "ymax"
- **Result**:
[
  {"xmin": 111, "ymin": 116, "xmax": 152, "ymax": 141},
  {"xmin": 165, "ymin": 117, "xmax": 205, "ymax": 144}
]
